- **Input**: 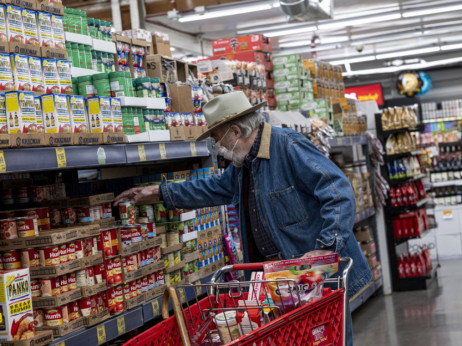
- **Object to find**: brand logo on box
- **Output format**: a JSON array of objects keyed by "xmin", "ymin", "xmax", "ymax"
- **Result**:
[{"xmin": 311, "ymin": 323, "xmax": 330, "ymax": 346}]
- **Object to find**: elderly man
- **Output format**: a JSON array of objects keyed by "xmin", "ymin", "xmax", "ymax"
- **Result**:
[{"xmin": 115, "ymin": 91, "xmax": 371, "ymax": 345}]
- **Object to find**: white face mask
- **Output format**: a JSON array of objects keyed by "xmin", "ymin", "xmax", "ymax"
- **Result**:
[{"xmin": 214, "ymin": 127, "xmax": 240, "ymax": 163}]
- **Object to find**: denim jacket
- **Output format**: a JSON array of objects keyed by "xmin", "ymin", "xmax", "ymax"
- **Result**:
[{"xmin": 161, "ymin": 123, "xmax": 372, "ymax": 297}]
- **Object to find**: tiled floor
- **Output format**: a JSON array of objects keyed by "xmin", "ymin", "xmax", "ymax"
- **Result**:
[{"xmin": 353, "ymin": 259, "xmax": 462, "ymax": 346}]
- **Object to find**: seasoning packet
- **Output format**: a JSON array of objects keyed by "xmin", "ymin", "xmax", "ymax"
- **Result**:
[
  {"xmin": 51, "ymin": 15, "xmax": 64, "ymax": 49},
  {"xmin": 29, "ymin": 56, "xmax": 44, "ymax": 93},
  {"xmin": 37, "ymin": 12, "xmax": 53, "ymax": 48},
  {"xmin": 6, "ymin": 5, "xmax": 24, "ymax": 43},
  {"xmin": 10, "ymin": 53, "xmax": 31, "ymax": 91},
  {"xmin": 0, "ymin": 5, "xmax": 8, "ymax": 42},
  {"xmin": 263, "ymin": 254, "xmax": 339, "ymax": 313},
  {"xmin": 22, "ymin": 8, "xmax": 39, "ymax": 46}
]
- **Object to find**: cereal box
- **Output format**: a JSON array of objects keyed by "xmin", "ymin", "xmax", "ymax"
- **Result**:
[
  {"xmin": 6, "ymin": 5, "xmax": 24, "ymax": 44},
  {"xmin": 10, "ymin": 54, "xmax": 32, "ymax": 92},
  {"xmin": 111, "ymin": 97, "xmax": 123, "ymax": 133},
  {"xmin": 22, "ymin": 9, "xmax": 39, "ymax": 46},
  {"xmin": 0, "ymin": 53, "xmax": 14, "ymax": 92},
  {"xmin": 67, "ymin": 95, "xmax": 89, "ymax": 133},
  {"xmin": 0, "ymin": 268, "xmax": 35, "ymax": 341},
  {"xmin": 0, "ymin": 93, "xmax": 6, "ymax": 133},
  {"xmin": 0, "ymin": 5, "xmax": 7, "ymax": 42},
  {"xmin": 40, "ymin": 93, "xmax": 71, "ymax": 133},
  {"xmin": 5, "ymin": 91, "xmax": 37, "ymax": 134},
  {"xmin": 37, "ymin": 12, "xmax": 52, "ymax": 48},
  {"xmin": 34, "ymin": 96, "xmax": 44, "ymax": 133},
  {"xmin": 86, "ymin": 97, "xmax": 113, "ymax": 133},
  {"xmin": 42, "ymin": 58, "xmax": 59, "ymax": 94},
  {"xmin": 29, "ymin": 56, "xmax": 44, "ymax": 93},
  {"xmin": 57, "ymin": 59, "xmax": 72, "ymax": 95},
  {"xmin": 51, "ymin": 15, "xmax": 64, "ymax": 49}
]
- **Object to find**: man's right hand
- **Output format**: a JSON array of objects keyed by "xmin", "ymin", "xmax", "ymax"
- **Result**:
[{"xmin": 114, "ymin": 185, "xmax": 160, "ymax": 206}]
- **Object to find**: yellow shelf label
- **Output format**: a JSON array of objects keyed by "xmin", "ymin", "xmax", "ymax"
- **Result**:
[
  {"xmin": 55, "ymin": 148, "xmax": 66, "ymax": 168},
  {"xmin": 0, "ymin": 150, "xmax": 6, "ymax": 173},
  {"xmin": 97, "ymin": 324, "xmax": 106, "ymax": 345},
  {"xmin": 159, "ymin": 143, "xmax": 167, "ymax": 159},
  {"xmin": 55, "ymin": 342, "xmax": 65, "ymax": 346},
  {"xmin": 138, "ymin": 144, "xmax": 146, "ymax": 162},
  {"xmin": 117, "ymin": 316, "xmax": 126, "ymax": 335},
  {"xmin": 152, "ymin": 300, "xmax": 160, "ymax": 316},
  {"xmin": 190, "ymin": 142, "xmax": 197, "ymax": 157}
]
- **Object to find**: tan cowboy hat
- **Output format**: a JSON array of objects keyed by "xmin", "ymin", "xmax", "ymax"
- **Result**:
[{"xmin": 196, "ymin": 91, "xmax": 266, "ymax": 141}]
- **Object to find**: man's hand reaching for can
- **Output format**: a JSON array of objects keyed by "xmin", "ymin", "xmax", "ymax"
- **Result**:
[{"xmin": 114, "ymin": 185, "xmax": 160, "ymax": 206}]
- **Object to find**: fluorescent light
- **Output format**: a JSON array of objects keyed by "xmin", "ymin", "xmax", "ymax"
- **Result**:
[
  {"xmin": 330, "ymin": 56, "xmax": 376, "ymax": 65},
  {"xmin": 317, "ymin": 13, "xmax": 401, "ymax": 30},
  {"xmin": 170, "ymin": 47, "xmax": 176, "ymax": 51},
  {"xmin": 179, "ymin": 3, "xmax": 277, "ymax": 22},
  {"xmin": 403, "ymin": 4, "xmax": 462, "ymax": 18},
  {"xmin": 442, "ymin": 43, "xmax": 462, "ymax": 51},
  {"xmin": 376, "ymin": 46, "xmax": 440, "ymax": 60},
  {"xmin": 264, "ymin": 26, "xmax": 317, "ymax": 38},
  {"xmin": 335, "ymin": 5, "xmax": 400, "ymax": 19}
]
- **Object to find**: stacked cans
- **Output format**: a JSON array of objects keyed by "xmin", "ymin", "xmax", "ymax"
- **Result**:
[
  {"xmin": 0, "ymin": 214, "xmax": 39, "ymax": 239},
  {"xmin": 33, "ymin": 274, "xmax": 77, "ymax": 298},
  {"xmin": 79, "ymin": 293, "xmax": 107, "ymax": 317},
  {"xmin": 1, "ymin": 183, "xmax": 66, "ymax": 206}
]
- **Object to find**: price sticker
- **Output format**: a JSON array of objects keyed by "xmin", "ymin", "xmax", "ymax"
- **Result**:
[
  {"xmin": 0, "ymin": 150, "xmax": 6, "ymax": 172},
  {"xmin": 159, "ymin": 143, "xmax": 167, "ymax": 159},
  {"xmin": 55, "ymin": 342, "xmax": 65, "ymax": 346},
  {"xmin": 190, "ymin": 142, "xmax": 197, "ymax": 157},
  {"xmin": 117, "ymin": 316, "xmax": 126, "ymax": 335},
  {"xmin": 97, "ymin": 324, "xmax": 106, "ymax": 345},
  {"xmin": 152, "ymin": 300, "xmax": 160, "ymax": 316},
  {"xmin": 138, "ymin": 144, "xmax": 146, "ymax": 162},
  {"xmin": 55, "ymin": 148, "xmax": 66, "ymax": 168},
  {"xmin": 443, "ymin": 210, "xmax": 453, "ymax": 219},
  {"xmin": 179, "ymin": 288, "xmax": 186, "ymax": 304}
]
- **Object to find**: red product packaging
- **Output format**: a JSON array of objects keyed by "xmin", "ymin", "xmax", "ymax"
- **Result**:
[
  {"xmin": 120, "ymin": 227, "xmax": 132, "ymax": 247},
  {"xmin": 123, "ymin": 284, "xmax": 131, "ymax": 300},
  {"xmin": 20, "ymin": 248, "xmax": 40, "ymax": 268},
  {"xmin": 79, "ymin": 297, "xmax": 92, "ymax": 317},
  {"xmin": 101, "ymin": 229, "xmax": 112, "ymax": 258},
  {"xmin": 110, "ymin": 228, "xmax": 119, "ymax": 256},
  {"xmin": 130, "ymin": 281, "xmax": 137, "ymax": 298},
  {"xmin": 59, "ymin": 275, "xmax": 69, "ymax": 293},
  {"xmin": 212, "ymin": 34, "xmax": 271, "ymax": 56},
  {"xmin": 60, "ymin": 244, "xmax": 68, "ymax": 263},
  {"xmin": 39, "ymin": 246, "xmax": 60, "ymax": 266},
  {"xmin": 74, "ymin": 239, "xmax": 84, "ymax": 259},
  {"xmin": 94, "ymin": 264, "xmax": 103, "ymax": 284},
  {"xmin": 68, "ymin": 301, "xmax": 80, "ymax": 321},
  {"xmin": 67, "ymin": 272, "xmax": 77, "ymax": 291},
  {"xmin": 113, "ymin": 257, "xmax": 123, "ymax": 284},
  {"xmin": 136, "ymin": 279, "xmax": 142, "ymax": 296},
  {"xmin": 107, "ymin": 288, "xmax": 116, "ymax": 314},
  {"xmin": 156, "ymin": 271, "xmax": 164, "ymax": 286},
  {"xmin": 141, "ymin": 276, "xmax": 148, "ymax": 293},
  {"xmin": 67, "ymin": 242, "xmax": 76, "ymax": 261},
  {"xmin": 115, "ymin": 286, "xmax": 124, "ymax": 312}
]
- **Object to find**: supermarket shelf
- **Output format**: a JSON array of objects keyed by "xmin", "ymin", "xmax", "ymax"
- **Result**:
[
  {"xmin": 92, "ymin": 39, "xmax": 117, "ymax": 54},
  {"xmin": 119, "ymin": 97, "xmax": 166, "ymax": 109},
  {"xmin": 431, "ymin": 179, "xmax": 462, "ymax": 187},
  {"xmin": 438, "ymin": 141, "xmax": 460, "ymax": 147},
  {"xmin": 350, "ymin": 277, "xmax": 383, "ymax": 313},
  {"xmin": 395, "ymin": 227, "xmax": 434, "ymax": 246},
  {"xmin": 423, "ymin": 117, "xmax": 462, "ymax": 123},
  {"xmin": 328, "ymin": 135, "xmax": 368, "ymax": 147},
  {"xmin": 125, "ymin": 141, "xmax": 209, "ymax": 163},
  {"xmin": 50, "ymin": 306, "xmax": 143, "ymax": 346},
  {"xmin": 385, "ymin": 150, "xmax": 425, "ymax": 161},
  {"xmin": 390, "ymin": 197, "xmax": 432, "ymax": 215},
  {"xmin": 71, "ymin": 66, "xmax": 99, "ymax": 77},
  {"xmin": 388, "ymin": 173, "xmax": 427, "ymax": 186},
  {"xmin": 382, "ymin": 125, "xmax": 424, "ymax": 138},
  {"xmin": 395, "ymin": 263, "xmax": 439, "ymax": 291},
  {"xmin": 146, "ymin": 98, "xmax": 167, "ymax": 110},
  {"xmin": 65, "ymin": 32, "xmax": 91, "ymax": 45},
  {"xmin": 354, "ymin": 207, "xmax": 375, "ymax": 225}
]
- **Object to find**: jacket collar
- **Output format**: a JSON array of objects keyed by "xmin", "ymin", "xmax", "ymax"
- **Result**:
[{"xmin": 256, "ymin": 122, "xmax": 271, "ymax": 159}]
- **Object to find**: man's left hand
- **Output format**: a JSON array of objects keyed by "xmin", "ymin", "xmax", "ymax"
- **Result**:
[{"xmin": 301, "ymin": 250, "xmax": 333, "ymax": 258}]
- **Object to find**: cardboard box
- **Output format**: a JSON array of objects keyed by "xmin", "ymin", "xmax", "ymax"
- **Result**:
[
  {"xmin": 273, "ymin": 55, "xmax": 300, "ymax": 66},
  {"xmin": 188, "ymin": 63, "xmax": 197, "ymax": 79},
  {"xmin": 80, "ymin": 282, "xmax": 107, "ymax": 298},
  {"xmin": 151, "ymin": 36, "xmax": 171, "ymax": 57},
  {"xmin": 40, "ymin": 47, "xmax": 66, "ymax": 60},
  {"xmin": 164, "ymin": 260, "xmax": 185, "ymax": 274},
  {"xmin": 67, "ymin": 95, "xmax": 89, "ymax": 134},
  {"xmin": 72, "ymin": 133, "xmax": 103, "ymax": 145},
  {"xmin": 161, "ymin": 243, "xmax": 184, "ymax": 255},
  {"xmin": 355, "ymin": 227, "xmax": 374, "ymax": 243},
  {"xmin": 212, "ymin": 34, "xmax": 271, "ymax": 56},
  {"xmin": 361, "ymin": 241, "xmax": 376, "ymax": 255},
  {"xmin": 183, "ymin": 251, "xmax": 199, "ymax": 263},
  {"xmin": 36, "ymin": 0, "xmax": 63, "ymax": 16},
  {"xmin": 79, "ymin": 253, "xmax": 103, "ymax": 268},
  {"xmin": 124, "ymin": 292, "xmax": 146, "ymax": 310},
  {"xmin": 44, "ymin": 132, "xmax": 73, "ymax": 146},
  {"xmin": 37, "ymin": 317, "xmax": 83, "ymax": 337},
  {"xmin": 32, "ymin": 288, "xmax": 81, "ymax": 308},
  {"xmin": 9, "ymin": 133, "xmax": 44, "ymax": 147},
  {"xmin": 366, "ymin": 253, "xmax": 377, "ymax": 269},
  {"xmin": 0, "ymin": 330, "xmax": 53, "ymax": 346},
  {"xmin": 169, "ymin": 83, "xmax": 193, "ymax": 113},
  {"xmin": 176, "ymin": 59, "xmax": 188, "ymax": 82},
  {"xmin": 6, "ymin": 91, "xmax": 36, "ymax": 133},
  {"xmin": 168, "ymin": 126, "xmax": 185, "ymax": 141},
  {"xmin": 146, "ymin": 54, "xmax": 176, "ymax": 83},
  {"xmin": 40, "ymin": 93, "xmax": 71, "ymax": 133},
  {"xmin": 82, "ymin": 308, "xmax": 109, "ymax": 327},
  {"xmin": 221, "ymin": 51, "xmax": 273, "ymax": 70},
  {"xmin": 30, "ymin": 258, "xmax": 81, "ymax": 278},
  {"xmin": 0, "ymin": 268, "xmax": 34, "ymax": 341},
  {"xmin": 73, "ymin": 193, "xmax": 114, "ymax": 207}
]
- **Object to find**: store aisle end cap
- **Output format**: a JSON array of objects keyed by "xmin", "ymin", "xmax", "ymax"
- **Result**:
[{"xmin": 197, "ymin": 91, "xmax": 266, "ymax": 141}]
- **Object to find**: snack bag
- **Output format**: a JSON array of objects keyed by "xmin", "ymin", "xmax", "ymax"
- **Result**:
[{"xmin": 263, "ymin": 254, "xmax": 339, "ymax": 313}]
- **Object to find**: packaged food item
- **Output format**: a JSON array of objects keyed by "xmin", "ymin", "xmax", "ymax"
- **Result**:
[
  {"xmin": 22, "ymin": 9, "xmax": 39, "ymax": 46},
  {"xmin": 0, "ymin": 268, "xmax": 35, "ymax": 341},
  {"xmin": 111, "ymin": 97, "xmax": 123, "ymax": 133},
  {"xmin": 40, "ymin": 93, "xmax": 71, "ymax": 133},
  {"xmin": 0, "ymin": 93, "xmax": 6, "ymax": 133},
  {"xmin": 6, "ymin": 5, "xmax": 24, "ymax": 44},
  {"xmin": 29, "ymin": 57, "xmax": 44, "ymax": 94},
  {"xmin": 0, "ymin": 53, "xmax": 13, "ymax": 92},
  {"xmin": 5, "ymin": 91, "xmax": 37, "ymax": 134},
  {"xmin": 44, "ymin": 307, "xmax": 63, "ymax": 326},
  {"xmin": 263, "ymin": 254, "xmax": 339, "ymax": 313},
  {"xmin": 214, "ymin": 311, "xmax": 241, "ymax": 343},
  {"xmin": 57, "ymin": 59, "xmax": 72, "ymax": 95},
  {"xmin": 0, "ymin": 6, "xmax": 7, "ymax": 42},
  {"xmin": 2, "ymin": 250, "xmax": 21, "ymax": 269},
  {"xmin": 37, "ymin": 12, "xmax": 53, "ymax": 48},
  {"xmin": 86, "ymin": 96, "xmax": 113, "ymax": 133},
  {"xmin": 10, "ymin": 53, "xmax": 32, "ymax": 91},
  {"xmin": 42, "ymin": 58, "xmax": 59, "ymax": 94},
  {"xmin": 34, "ymin": 96, "xmax": 44, "ymax": 133},
  {"xmin": 67, "ymin": 95, "xmax": 89, "ymax": 133},
  {"xmin": 51, "ymin": 15, "xmax": 64, "ymax": 49}
]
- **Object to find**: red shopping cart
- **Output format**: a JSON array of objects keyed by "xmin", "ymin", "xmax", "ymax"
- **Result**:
[{"xmin": 123, "ymin": 257, "xmax": 352, "ymax": 346}]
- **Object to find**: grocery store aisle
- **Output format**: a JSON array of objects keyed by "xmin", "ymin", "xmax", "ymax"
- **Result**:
[{"xmin": 353, "ymin": 260, "xmax": 462, "ymax": 346}]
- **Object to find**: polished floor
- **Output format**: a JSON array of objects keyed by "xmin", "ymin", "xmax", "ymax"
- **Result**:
[{"xmin": 352, "ymin": 259, "xmax": 462, "ymax": 346}]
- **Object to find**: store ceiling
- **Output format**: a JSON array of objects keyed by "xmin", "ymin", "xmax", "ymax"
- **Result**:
[{"xmin": 146, "ymin": 0, "xmax": 462, "ymax": 76}]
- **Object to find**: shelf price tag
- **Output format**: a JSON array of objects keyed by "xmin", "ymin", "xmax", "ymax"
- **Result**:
[
  {"xmin": 152, "ymin": 300, "xmax": 160, "ymax": 316},
  {"xmin": 55, "ymin": 148, "xmax": 66, "ymax": 168},
  {"xmin": 117, "ymin": 316, "xmax": 126, "ymax": 335},
  {"xmin": 190, "ymin": 142, "xmax": 197, "ymax": 157},
  {"xmin": 159, "ymin": 143, "xmax": 167, "ymax": 159},
  {"xmin": 138, "ymin": 145, "xmax": 146, "ymax": 162},
  {"xmin": 97, "ymin": 324, "xmax": 106, "ymax": 345},
  {"xmin": 0, "ymin": 150, "xmax": 6, "ymax": 172}
]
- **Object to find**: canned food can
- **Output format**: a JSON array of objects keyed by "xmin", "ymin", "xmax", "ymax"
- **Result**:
[
  {"xmin": 34, "ymin": 309, "xmax": 45, "ymax": 328},
  {"xmin": 45, "ymin": 307, "xmax": 63, "ymax": 326},
  {"xmin": 60, "ymin": 244, "xmax": 68, "ymax": 263},
  {"xmin": 55, "ymin": 183, "xmax": 66, "ymax": 199},
  {"xmin": 0, "ymin": 210, "xmax": 15, "ymax": 219},
  {"xmin": 107, "ymin": 288, "xmax": 116, "ymax": 313},
  {"xmin": 61, "ymin": 208, "xmax": 77, "ymax": 224},
  {"xmin": 130, "ymin": 281, "xmax": 137, "ymax": 298},
  {"xmin": 141, "ymin": 276, "xmax": 148, "ymax": 293},
  {"xmin": 16, "ymin": 216, "xmax": 39, "ymax": 237},
  {"xmin": 123, "ymin": 284, "xmax": 131, "ymax": 300},
  {"xmin": 46, "ymin": 184, "xmax": 56, "ymax": 201},
  {"xmin": 74, "ymin": 239, "xmax": 84, "ymax": 259},
  {"xmin": 103, "ymin": 203, "xmax": 112, "ymax": 219},
  {"xmin": 16, "ymin": 186, "xmax": 30, "ymax": 204},
  {"xmin": 50, "ymin": 209, "xmax": 61, "ymax": 227},
  {"xmin": 92, "ymin": 237, "xmax": 99, "ymax": 255},
  {"xmin": 119, "ymin": 202, "xmax": 136, "ymax": 225},
  {"xmin": 148, "ymin": 274, "xmax": 155, "ymax": 290},
  {"xmin": 154, "ymin": 203, "xmax": 168, "ymax": 223},
  {"xmin": 138, "ymin": 205, "xmax": 154, "ymax": 222},
  {"xmin": 106, "ymin": 259, "xmax": 114, "ymax": 286},
  {"xmin": 87, "ymin": 266, "xmax": 95, "ymax": 286},
  {"xmin": 109, "ymin": 228, "xmax": 119, "ymax": 256},
  {"xmin": 130, "ymin": 225, "xmax": 142, "ymax": 243},
  {"xmin": 101, "ymin": 229, "xmax": 112, "ymax": 257},
  {"xmin": 90, "ymin": 295, "xmax": 98, "ymax": 315},
  {"xmin": 76, "ymin": 269, "xmax": 87, "ymax": 287},
  {"xmin": 39, "ymin": 246, "xmax": 60, "ymax": 266},
  {"xmin": 136, "ymin": 279, "xmax": 142, "ymax": 296},
  {"xmin": 67, "ymin": 242, "xmax": 76, "ymax": 261},
  {"xmin": 2, "ymin": 250, "xmax": 21, "ymax": 269},
  {"xmin": 77, "ymin": 207, "xmax": 91, "ymax": 223},
  {"xmin": 60, "ymin": 275, "xmax": 69, "ymax": 293},
  {"xmin": 62, "ymin": 304, "xmax": 69, "ymax": 323},
  {"xmin": 0, "ymin": 218, "xmax": 17, "ymax": 239},
  {"xmin": 31, "ymin": 279, "xmax": 41, "ymax": 297},
  {"xmin": 35, "ymin": 207, "xmax": 51, "ymax": 231},
  {"xmin": 115, "ymin": 286, "xmax": 124, "ymax": 312},
  {"xmin": 83, "ymin": 238, "xmax": 94, "ymax": 257},
  {"xmin": 120, "ymin": 227, "xmax": 132, "ymax": 247},
  {"xmin": 125, "ymin": 255, "xmax": 137, "ymax": 272},
  {"xmin": 68, "ymin": 302, "xmax": 80, "ymax": 321},
  {"xmin": 90, "ymin": 206, "xmax": 101, "ymax": 221},
  {"xmin": 140, "ymin": 222, "xmax": 155, "ymax": 239},
  {"xmin": 20, "ymin": 248, "xmax": 40, "ymax": 268},
  {"xmin": 29, "ymin": 185, "xmax": 47, "ymax": 203},
  {"xmin": 94, "ymin": 264, "xmax": 103, "ymax": 284},
  {"xmin": 156, "ymin": 271, "xmax": 165, "ymax": 286},
  {"xmin": 79, "ymin": 297, "xmax": 92, "ymax": 317},
  {"xmin": 167, "ymin": 232, "xmax": 180, "ymax": 247},
  {"xmin": 40, "ymin": 278, "xmax": 61, "ymax": 297},
  {"xmin": 97, "ymin": 293, "xmax": 106, "ymax": 312},
  {"xmin": 67, "ymin": 272, "xmax": 77, "ymax": 291},
  {"xmin": 112, "ymin": 257, "xmax": 122, "ymax": 284}
]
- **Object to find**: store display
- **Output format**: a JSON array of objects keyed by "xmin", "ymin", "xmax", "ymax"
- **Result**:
[{"xmin": 381, "ymin": 106, "xmax": 418, "ymax": 131}]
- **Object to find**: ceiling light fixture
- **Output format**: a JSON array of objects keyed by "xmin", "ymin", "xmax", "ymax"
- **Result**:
[
  {"xmin": 317, "ymin": 13, "xmax": 401, "ymax": 30},
  {"xmin": 264, "ymin": 25, "xmax": 317, "ymax": 38},
  {"xmin": 330, "ymin": 56, "xmax": 376, "ymax": 65},
  {"xmin": 441, "ymin": 43, "xmax": 462, "ymax": 51},
  {"xmin": 402, "ymin": 4, "xmax": 462, "ymax": 18},
  {"xmin": 178, "ymin": 2, "xmax": 279, "ymax": 22},
  {"xmin": 375, "ymin": 46, "xmax": 440, "ymax": 60}
]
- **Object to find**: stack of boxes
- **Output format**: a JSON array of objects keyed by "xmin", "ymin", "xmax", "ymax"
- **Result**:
[{"xmin": 354, "ymin": 225, "xmax": 381, "ymax": 281}]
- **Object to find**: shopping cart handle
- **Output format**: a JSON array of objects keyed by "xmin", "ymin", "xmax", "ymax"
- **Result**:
[{"xmin": 231, "ymin": 263, "xmax": 265, "ymax": 271}]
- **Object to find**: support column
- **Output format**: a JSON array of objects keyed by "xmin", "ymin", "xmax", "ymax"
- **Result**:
[
  {"xmin": 129, "ymin": 0, "xmax": 140, "ymax": 30},
  {"xmin": 111, "ymin": 0, "xmax": 122, "ymax": 31}
]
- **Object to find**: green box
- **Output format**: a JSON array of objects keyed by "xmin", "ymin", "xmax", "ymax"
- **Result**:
[
  {"xmin": 273, "ymin": 66, "xmax": 300, "ymax": 78},
  {"xmin": 273, "ymin": 55, "xmax": 300, "ymax": 66},
  {"xmin": 277, "ymin": 104, "xmax": 289, "ymax": 111}
]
